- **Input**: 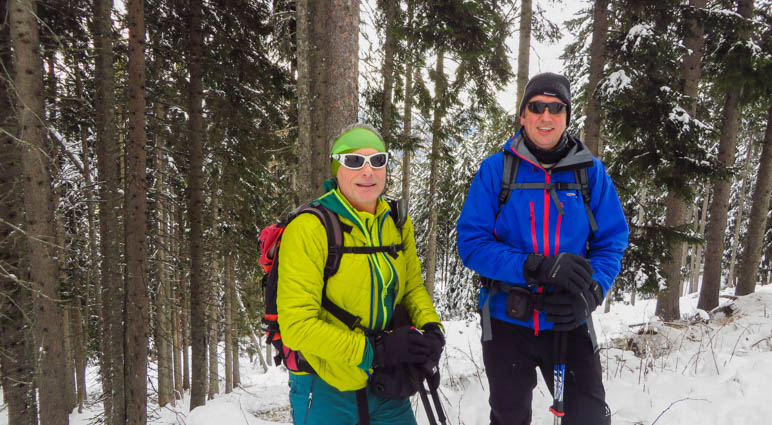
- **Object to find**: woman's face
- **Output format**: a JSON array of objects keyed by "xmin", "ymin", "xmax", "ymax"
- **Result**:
[{"xmin": 336, "ymin": 148, "xmax": 387, "ymax": 214}]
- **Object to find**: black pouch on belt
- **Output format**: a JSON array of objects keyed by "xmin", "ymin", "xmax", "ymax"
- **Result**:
[
  {"xmin": 369, "ymin": 363, "xmax": 419, "ymax": 400},
  {"xmin": 505, "ymin": 286, "xmax": 535, "ymax": 322}
]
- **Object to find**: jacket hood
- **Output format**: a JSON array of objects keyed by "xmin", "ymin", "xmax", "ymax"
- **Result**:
[{"xmin": 504, "ymin": 130, "xmax": 595, "ymax": 173}]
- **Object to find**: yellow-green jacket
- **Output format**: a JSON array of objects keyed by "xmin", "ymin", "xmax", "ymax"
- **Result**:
[{"xmin": 277, "ymin": 188, "xmax": 441, "ymax": 391}]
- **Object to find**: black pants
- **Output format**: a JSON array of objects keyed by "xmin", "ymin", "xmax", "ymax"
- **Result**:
[{"xmin": 482, "ymin": 318, "xmax": 611, "ymax": 425}]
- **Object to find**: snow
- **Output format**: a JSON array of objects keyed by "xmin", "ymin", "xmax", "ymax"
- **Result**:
[
  {"xmin": 603, "ymin": 70, "xmax": 633, "ymax": 95},
  {"xmin": 623, "ymin": 24, "xmax": 655, "ymax": 52},
  {"xmin": 3, "ymin": 286, "xmax": 771, "ymax": 425}
]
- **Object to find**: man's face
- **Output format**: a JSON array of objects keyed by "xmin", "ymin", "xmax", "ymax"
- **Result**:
[
  {"xmin": 335, "ymin": 148, "xmax": 386, "ymax": 213},
  {"xmin": 520, "ymin": 94, "xmax": 567, "ymax": 150}
]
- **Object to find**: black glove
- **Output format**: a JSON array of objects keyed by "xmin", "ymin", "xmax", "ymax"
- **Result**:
[
  {"xmin": 427, "ymin": 369, "xmax": 441, "ymax": 390},
  {"xmin": 372, "ymin": 326, "xmax": 431, "ymax": 369},
  {"xmin": 421, "ymin": 323, "xmax": 445, "ymax": 362},
  {"xmin": 420, "ymin": 359, "xmax": 441, "ymax": 390},
  {"xmin": 541, "ymin": 280, "xmax": 604, "ymax": 331},
  {"xmin": 524, "ymin": 253, "xmax": 594, "ymax": 294}
]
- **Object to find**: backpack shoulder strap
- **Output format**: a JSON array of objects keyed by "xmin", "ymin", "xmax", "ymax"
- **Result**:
[
  {"xmin": 573, "ymin": 167, "xmax": 598, "ymax": 234},
  {"xmin": 386, "ymin": 198, "xmax": 407, "ymax": 232},
  {"xmin": 298, "ymin": 202, "xmax": 369, "ymax": 332},
  {"xmin": 300, "ymin": 202, "xmax": 346, "ymax": 279},
  {"xmin": 499, "ymin": 150, "xmax": 519, "ymax": 208},
  {"xmin": 386, "ymin": 197, "xmax": 408, "ymax": 252}
]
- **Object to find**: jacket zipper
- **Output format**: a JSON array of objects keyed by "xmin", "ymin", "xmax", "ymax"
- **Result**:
[
  {"xmin": 543, "ymin": 171, "xmax": 551, "ymax": 257},
  {"xmin": 529, "ymin": 201, "xmax": 538, "ymax": 253},
  {"xmin": 367, "ymin": 218, "xmax": 388, "ymax": 330},
  {"xmin": 555, "ymin": 201, "xmax": 563, "ymax": 256},
  {"xmin": 304, "ymin": 378, "xmax": 314, "ymax": 424}
]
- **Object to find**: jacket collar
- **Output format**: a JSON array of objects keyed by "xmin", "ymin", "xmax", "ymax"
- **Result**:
[
  {"xmin": 504, "ymin": 130, "xmax": 595, "ymax": 173},
  {"xmin": 317, "ymin": 188, "xmax": 390, "ymax": 235}
]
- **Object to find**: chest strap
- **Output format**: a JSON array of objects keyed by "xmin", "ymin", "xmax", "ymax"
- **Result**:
[
  {"xmin": 499, "ymin": 152, "xmax": 598, "ymax": 234},
  {"xmin": 338, "ymin": 245, "xmax": 403, "ymax": 259}
]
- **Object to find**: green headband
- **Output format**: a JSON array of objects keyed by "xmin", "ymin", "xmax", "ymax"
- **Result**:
[{"xmin": 330, "ymin": 127, "xmax": 386, "ymax": 176}]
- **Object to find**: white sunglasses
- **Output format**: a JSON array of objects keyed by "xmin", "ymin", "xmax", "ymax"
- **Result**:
[{"xmin": 331, "ymin": 152, "xmax": 389, "ymax": 170}]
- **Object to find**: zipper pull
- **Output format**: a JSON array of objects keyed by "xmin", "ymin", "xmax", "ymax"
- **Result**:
[{"xmin": 307, "ymin": 391, "xmax": 313, "ymax": 409}]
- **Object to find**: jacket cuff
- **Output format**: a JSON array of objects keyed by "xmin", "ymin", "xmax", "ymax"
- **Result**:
[
  {"xmin": 422, "ymin": 322, "xmax": 445, "ymax": 336},
  {"xmin": 523, "ymin": 254, "xmax": 545, "ymax": 287}
]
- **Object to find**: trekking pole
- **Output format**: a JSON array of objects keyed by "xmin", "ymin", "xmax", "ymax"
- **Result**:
[
  {"xmin": 549, "ymin": 331, "xmax": 568, "ymax": 425},
  {"xmin": 414, "ymin": 375, "xmax": 438, "ymax": 425},
  {"xmin": 429, "ymin": 384, "xmax": 447, "ymax": 425},
  {"xmin": 412, "ymin": 365, "xmax": 445, "ymax": 425}
]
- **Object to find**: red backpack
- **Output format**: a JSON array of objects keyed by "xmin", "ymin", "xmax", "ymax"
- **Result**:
[{"xmin": 258, "ymin": 199, "xmax": 406, "ymax": 373}]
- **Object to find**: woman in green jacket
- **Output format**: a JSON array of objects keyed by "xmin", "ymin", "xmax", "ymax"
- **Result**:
[{"xmin": 277, "ymin": 123, "xmax": 444, "ymax": 425}]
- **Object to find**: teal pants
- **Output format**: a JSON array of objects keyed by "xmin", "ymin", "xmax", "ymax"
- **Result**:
[{"xmin": 288, "ymin": 373, "xmax": 417, "ymax": 425}]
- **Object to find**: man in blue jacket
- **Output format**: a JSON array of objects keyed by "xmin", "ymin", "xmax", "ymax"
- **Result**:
[{"xmin": 457, "ymin": 72, "xmax": 628, "ymax": 425}]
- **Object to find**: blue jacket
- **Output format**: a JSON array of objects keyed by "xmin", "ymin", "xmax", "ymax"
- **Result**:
[{"xmin": 456, "ymin": 131, "xmax": 629, "ymax": 331}]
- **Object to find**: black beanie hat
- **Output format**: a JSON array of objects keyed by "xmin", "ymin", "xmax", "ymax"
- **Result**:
[{"xmin": 518, "ymin": 72, "xmax": 571, "ymax": 126}]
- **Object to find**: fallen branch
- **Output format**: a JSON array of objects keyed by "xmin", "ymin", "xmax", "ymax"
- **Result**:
[
  {"xmin": 750, "ymin": 335, "xmax": 771, "ymax": 349},
  {"xmin": 650, "ymin": 397, "xmax": 708, "ymax": 425}
]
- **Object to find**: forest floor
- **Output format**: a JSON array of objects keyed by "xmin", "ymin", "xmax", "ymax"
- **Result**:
[{"xmin": 3, "ymin": 285, "xmax": 771, "ymax": 425}]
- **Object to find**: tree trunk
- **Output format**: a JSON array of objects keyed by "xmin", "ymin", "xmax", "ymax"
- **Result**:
[
  {"xmin": 425, "ymin": 50, "xmax": 445, "ymax": 298},
  {"xmin": 736, "ymin": 106, "xmax": 772, "ymax": 295},
  {"xmin": 233, "ymin": 339, "xmax": 241, "ymax": 387},
  {"xmin": 681, "ymin": 0, "xmax": 706, "ymax": 106},
  {"xmin": 400, "ymin": 1, "xmax": 415, "ymax": 202},
  {"xmin": 125, "ymin": 0, "xmax": 150, "ymax": 422},
  {"xmin": 300, "ymin": 0, "xmax": 330, "ymax": 199},
  {"xmin": 173, "ymin": 287, "xmax": 183, "ymax": 399},
  {"xmin": 0, "ymin": 281, "xmax": 38, "ymax": 425},
  {"xmin": 0, "ymin": 22, "xmax": 38, "ymax": 419},
  {"xmin": 172, "ymin": 200, "xmax": 183, "ymax": 400},
  {"xmin": 231, "ymin": 272, "xmax": 241, "ymax": 388},
  {"xmin": 188, "ymin": 0, "xmax": 208, "ymax": 410},
  {"xmin": 726, "ymin": 139, "xmax": 756, "ymax": 287},
  {"xmin": 208, "ymin": 192, "xmax": 220, "ymax": 400},
  {"xmin": 583, "ymin": 0, "xmax": 608, "ymax": 157},
  {"xmin": 10, "ymin": 1, "xmax": 70, "ymax": 423},
  {"xmin": 690, "ymin": 187, "xmax": 710, "ymax": 294},
  {"xmin": 656, "ymin": 193, "xmax": 687, "ymax": 320},
  {"xmin": 71, "ymin": 313, "xmax": 86, "ymax": 411},
  {"xmin": 697, "ymin": 0, "xmax": 754, "ymax": 311},
  {"xmin": 155, "ymin": 134, "xmax": 173, "ymax": 408},
  {"xmin": 655, "ymin": 0, "xmax": 706, "ymax": 320},
  {"xmin": 686, "ymin": 204, "xmax": 699, "ymax": 294},
  {"xmin": 514, "ymin": 0, "xmax": 532, "ymax": 133},
  {"xmin": 295, "ymin": 0, "xmax": 315, "ymax": 201},
  {"xmin": 74, "ymin": 69, "xmax": 92, "ymax": 414},
  {"xmin": 297, "ymin": 0, "xmax": 359, "ymax": 200},
  {"xmin": 63, "ymin": 307, "xmax": 77, "ymax": 412},
  {"xmin": 50, "ymin": 72, "xmax": 78, "ymax": 415},
  {"xmin": 762, "ymin": 233, "xmax": 772, "ymax": 287},
  {"xmin": 93, "ymin": 0, "xmax": 120, "ymax": 419},
  {"xmin": 381, "ymin": 0, "xmax": 397, "ymax": 147},
  {"xmin": 326, "ymin": 0, "xmax": 359, "ymax": 156},
  {"xmin": 231, "ymin": 252, "xmax": 242, "ymax": 385},
  {"xmin": 224, "ymin": 252, "xmax": 234, "ymax": 393},
  {"xmin": 178, "ymin": 196, "xmax": 191, "ymax": 392}
]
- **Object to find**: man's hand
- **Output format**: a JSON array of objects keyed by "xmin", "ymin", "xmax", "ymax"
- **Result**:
[
  {"xmin": 541, "ymin": 280, "xmax": 604, "ymax": 331},
  {"xmin": 524, "ymin": 253, "xmax": 593, "ymax": 294}
]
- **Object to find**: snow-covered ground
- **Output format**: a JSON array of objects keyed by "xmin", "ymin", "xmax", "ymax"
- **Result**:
[{"xmin": 4, "ymin": 285, "xmax": 771, "ymax": 425}]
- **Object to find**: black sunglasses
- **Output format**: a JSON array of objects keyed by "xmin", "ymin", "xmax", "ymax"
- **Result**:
[{"xmin": 527, "ymin": 101, "xmax": 567, "ymax": 115}]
